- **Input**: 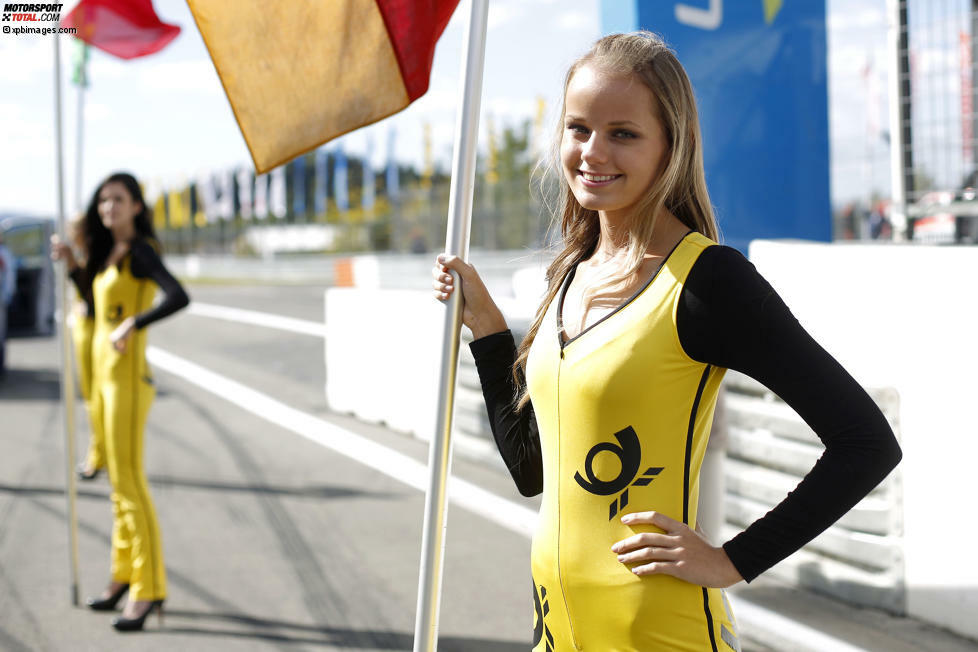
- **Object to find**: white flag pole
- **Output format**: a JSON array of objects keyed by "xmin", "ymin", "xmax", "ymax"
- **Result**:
[
  {"xmin": 54, "ymin": 33, "xmax": 82, "ymax": 607},
  {"xmin": 886, "ymin": 0, "xmax": 910, "ymax": 242},
  {"xmin": 412, "ymin": 0, "xmax": 489, "ymax": 649},
  {"xmin": 74, "ymin": 41, "xmax": 87, "ymax": 213}
]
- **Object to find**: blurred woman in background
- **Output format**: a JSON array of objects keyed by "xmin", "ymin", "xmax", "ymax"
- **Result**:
[{"xmin": 53, "ymin": 172, "xmax": 189, "ymax": 632}]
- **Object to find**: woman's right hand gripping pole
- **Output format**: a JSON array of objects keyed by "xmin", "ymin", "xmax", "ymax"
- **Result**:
[
  {"xmin": 49, "ymin": 234, "xmax": 78, "ymax": 270},
  {"xmin": 432, "ymin": 254, "xmax": 509, "ymax": 340}
]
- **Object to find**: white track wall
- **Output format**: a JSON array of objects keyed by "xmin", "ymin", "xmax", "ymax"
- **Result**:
[{"xmin": 747, "ymin": 240, "xmax": 978, "ymax": 640}]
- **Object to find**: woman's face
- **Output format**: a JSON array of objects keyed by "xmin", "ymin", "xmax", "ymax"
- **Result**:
[
  {"xmin": 560, "ymin": 65, "xmax": 669, "ymax": 222},
  {"xmin": 97, "ymin": 181, "xmax": 140, "ymax": 234}
]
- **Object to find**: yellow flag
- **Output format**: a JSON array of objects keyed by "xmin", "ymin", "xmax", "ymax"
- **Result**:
[{"xmin": 187, "ymin": 0, "xmax": 460, "ymax": 173}]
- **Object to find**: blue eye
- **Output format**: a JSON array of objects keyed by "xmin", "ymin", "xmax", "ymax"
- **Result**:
[
  {"xmin": 614, "ymin": 130, "xmax": 636, "ymax": 139},
  {"xmin": 567, "ymin": 123, "xmax": 589, "ymax": 135}
]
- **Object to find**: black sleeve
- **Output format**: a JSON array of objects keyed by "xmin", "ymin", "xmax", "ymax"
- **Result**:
[
  {"xmin": 68, "ymin": 267, "xmax": 94, "ymax": 317},
  {"xmin": 678, "ymin": 245, "xmax": 902, "ymax": 583},
  {"xmin": 469, "ymin": 330, "xmax": 544, "ymax": 497},
  {"xmin": 128, "ymin": 240, "xmax": 190, "ymax": 329}
]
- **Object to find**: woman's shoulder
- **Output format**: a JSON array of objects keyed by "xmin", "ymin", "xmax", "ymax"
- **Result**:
[
  {"xmin": 691, "ymin": 243, "xmax": 755, "ymax": 278},
  {"xmin": 127, "ymin": 237, "xmax": 164, "ymax": 276},
  {"xmin": 129, "ymin": 237, "xmax": 162, "ymax": 259},
  {"xmin": 685, "ymin": 243, "xmax": 774, "ymax": 308}
]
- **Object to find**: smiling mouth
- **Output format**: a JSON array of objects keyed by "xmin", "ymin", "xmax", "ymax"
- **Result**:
[{"xmin": 579, "ymin": 171, "xmax": 621, "ymax": 185}]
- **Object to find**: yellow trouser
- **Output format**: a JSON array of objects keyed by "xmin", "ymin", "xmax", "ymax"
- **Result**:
[
  {"xmin": 92, "ymin": 334, "xmax": 166, "ymax": 601},
  {"xmin": 71, "ymin": 312, "xmax": 105, "ymax": 470}
]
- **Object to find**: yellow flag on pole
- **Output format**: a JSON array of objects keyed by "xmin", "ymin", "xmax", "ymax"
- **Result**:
[{"xmin": 187, "ymin": 0, "xmax": 460, "ymax": 173}]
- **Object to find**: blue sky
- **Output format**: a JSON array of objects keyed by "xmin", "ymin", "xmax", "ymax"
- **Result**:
[{"xmin": 0, "ymin": 0, "xmax": 599, "ymax": 216}]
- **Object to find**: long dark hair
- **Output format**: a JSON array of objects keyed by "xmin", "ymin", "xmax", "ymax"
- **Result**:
[{"xmin": 78, "ymin": 172, "xmax": 159, "ymax": 302}]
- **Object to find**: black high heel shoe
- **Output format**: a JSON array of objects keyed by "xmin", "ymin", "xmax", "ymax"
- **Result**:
[
  {"xmin": 111, "ymin": 599, "xmax": 164, "ymax": 632},
  {"xmin": 86, "ymin": 583, "xmax": 129, "ymax": 611},
  {"xmin": 76, "ymin": 464, "xmax": 102, "ymax": 481}
]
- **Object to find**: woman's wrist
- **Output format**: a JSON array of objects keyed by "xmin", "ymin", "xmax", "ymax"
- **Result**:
[{"xmin": 470, "ymin": 310, "xmax": 508, "ymax": 340}]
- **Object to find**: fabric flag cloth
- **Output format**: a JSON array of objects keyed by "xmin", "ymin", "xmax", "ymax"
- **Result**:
[
  {"xmin": 189, "ymin": 181, "xmax": 200, "ymax": 225},
  {"xmin": 363, "ymin": 136, "xmax": 375, "ymax": 212},
  {"xmin": 195, "ymin": 173, "xmax": 216, "ymax": 222},
  {"xmin": 314, "ymin": 149, "xmax": 330, "ymax": 217},
  {"xmin": 61, "ymin": 0, "xmax": 180, "ymax": 60},
  {"xmin": 386, "ymin": 128, "xmax": 400, "ymax": 203},
  {"xmin": 237, "ymin": 168, "xmax": 254, "ymax": 221},
  {"xmin": 292, "ymin": 156, "xmax": 307, "ymax": 219},
  {"xmin": 70, "ymin": 40, "xmax": 90, "ymax": 87},
  {"xmin": 152, "ymin": 192, "xmax": 166, "ymax": 231},
  {"xmin": 219, "ymin": 169, "xmax": 235, "ymax": 220},
  {"xmin": 167, "ymin": 187, "xmax": 185, "ymax": 228},
  {"xmin": 253, "ymin": 173, "xmax": 269, "ymax": 220},
  {"xmin": 333, "ymin": 146, "xmax": 349, "ymax": 214},
  {"xmin": 187, "ymin": 0, "xmax": 461, "ymax": 174},
  {"xmin": 269, "ymin": 167, "xmax": 288, "ymax": 219}
]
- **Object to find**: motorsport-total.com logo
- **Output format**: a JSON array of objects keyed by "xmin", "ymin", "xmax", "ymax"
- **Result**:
[{"xmin": 2, "ymin": 3, "xmax": 63, "ymax": 22}]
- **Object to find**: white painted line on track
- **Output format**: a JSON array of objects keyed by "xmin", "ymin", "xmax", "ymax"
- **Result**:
[
  {"xmin": 146, "ymin": 345, "xmax": 537, "ymax": 539},
  {"xmin": 148, "ymin": 344, "xmax": 868, "ymax": 652},
  {"xmin": 187, "ymin": 302, "xmax": 325, "ymax": 337},
  {"xmin": 733, "ymin": 598, "xmax": 868, "ymax": 652}
]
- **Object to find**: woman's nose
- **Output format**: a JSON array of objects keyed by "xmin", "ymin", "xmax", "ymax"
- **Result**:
[{"xmin": 581, "ymin": 133, "xmax": 608, "ymax": 164}]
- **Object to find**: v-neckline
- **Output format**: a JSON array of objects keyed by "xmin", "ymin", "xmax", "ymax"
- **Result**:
[
  {"xmin": 556, "ymin": 231, "xmax": 692, "ymax": 349},
  {"xmin": 103, "ymin": 240, "xmax": 134, "ymax": 273}
]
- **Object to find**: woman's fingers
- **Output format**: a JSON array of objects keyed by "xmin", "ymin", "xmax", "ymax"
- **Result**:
[
  {"xmin": 611, "ymin": 511, "xmax": 689, "ymax": 573},
  {"xmin": 630, "ymin": 560, "xmax": 682, "ymax": 577},
  {"xmin": 437, "ymin": 254, "xmax": 474, "ymax": 282},
  {"xmin": 616, "ymin": 544, "xmax": 681, "ymax": 565},
  {"xmin": 432, "ymin": 254, "xmax": 466, "ymax": 304},
  {"xmin": 612, "ymin": 531, "xmax": 678, "ymax": 554},
  {"xmin": 431, "ymin": 262, "xmax": 455, "ymax": 301},
  {"xmin": 430, "ymin": 261, "xmax": 454, "ymax": 282},
  {"xmin": 620, "ymin": 510, "xmax": 682, "ymax": 532},
  {"xmin": 49, "ymin": 236, "xmax": 69, "ymax": 261}
]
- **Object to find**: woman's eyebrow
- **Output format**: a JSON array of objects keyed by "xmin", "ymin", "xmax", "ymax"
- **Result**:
[{"xmin": 565, "ymin": 115, "xmax": 642, "ymax": 128}]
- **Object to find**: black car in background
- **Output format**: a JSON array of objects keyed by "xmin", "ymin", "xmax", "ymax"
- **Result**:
[{"xmin": 1, "ymin": 215, "xmax": 56, "ymax": 337}]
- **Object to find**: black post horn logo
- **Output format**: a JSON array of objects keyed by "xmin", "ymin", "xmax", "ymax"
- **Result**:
[
  {"xmin": 532, "ymin": 581, "xmax": 553, "ymax": 651},
  {"xmin": 574, "ymin": 426, "xmax": 664, "ymax": 519}
]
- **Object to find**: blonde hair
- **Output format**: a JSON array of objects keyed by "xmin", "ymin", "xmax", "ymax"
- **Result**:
[{"xmin": 513, "ymin": 31, "xmax": 718, "ymax": 409}]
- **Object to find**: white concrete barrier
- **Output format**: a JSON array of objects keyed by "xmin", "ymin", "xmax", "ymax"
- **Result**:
[
  {"xmin": 747, "ymin": 239, "xmax": 978, "ymax": 640},
  {"xmin": 324, "ymin": 288, "xmax": 441, "ymax": 439}
]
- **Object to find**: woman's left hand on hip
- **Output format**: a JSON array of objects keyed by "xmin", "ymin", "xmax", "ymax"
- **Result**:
[
  {"xmin": 612, "ymin": 510, "xmax": 743, "ymax": 588},
  {"xmin": 109, "ymin": 317, "xmax": 136, "ymax": 353}
]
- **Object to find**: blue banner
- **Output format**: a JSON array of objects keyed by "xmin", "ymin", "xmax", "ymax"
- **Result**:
[{"xmin": 602, "ymin": 1, "xmax": 831, "ymax": 250}]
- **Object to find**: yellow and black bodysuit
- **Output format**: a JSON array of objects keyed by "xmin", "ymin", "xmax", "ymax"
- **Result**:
[
  {"xmin": 71, "ymin": 298, "xmax": 104, "ymax": 472},
  {"xmin": 84, "ymin": 239, "xmax": 188, "ymax": 602},
  {"xmin": 470, "ymin": 232, "xmax": 901, "ymax": 651}
]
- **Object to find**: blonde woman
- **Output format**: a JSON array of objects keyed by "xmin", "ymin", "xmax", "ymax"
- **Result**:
[{"xmin": 433, "ymin": 32, "xmax": 901, "ymax": 650}]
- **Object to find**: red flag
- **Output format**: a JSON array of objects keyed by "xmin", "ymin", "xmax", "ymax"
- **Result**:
[
  {"xmin": 61, "ymin": 0, "xmax": 180, "ymax": 60},
  {"xmin": 188, "ymin": 0, "xmax": 460, "ymax": 173}
]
